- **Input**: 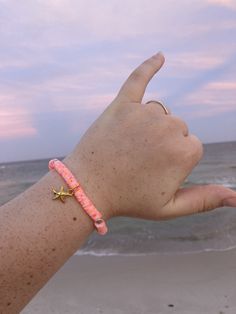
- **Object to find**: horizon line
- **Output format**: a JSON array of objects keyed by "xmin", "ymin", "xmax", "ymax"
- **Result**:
[{"xmin": 1, "ymin": 139, "xmax": 236, "ymax": 165}]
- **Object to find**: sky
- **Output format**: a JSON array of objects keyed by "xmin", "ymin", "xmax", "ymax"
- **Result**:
[{"xmin": 0, "ymin": 0, "xmax": 236, "ymax": 163}]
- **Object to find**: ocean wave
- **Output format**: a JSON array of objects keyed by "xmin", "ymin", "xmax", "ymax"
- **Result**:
[
  {"xmin": 0, "ymin": 180, "xmax": 36, "ymax": 188},
  {"xmin": 185, "ymin": 179, "xmax": 236, "ymax": 189},
  {"xmin": 74, "ymin": 244, "xmax": 236, "ymax": 257}
]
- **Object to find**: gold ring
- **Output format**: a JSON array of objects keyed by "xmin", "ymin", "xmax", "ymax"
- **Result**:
[{"xmin": 145, "ymin": 100, "xmax": 169, "ymax": 115}]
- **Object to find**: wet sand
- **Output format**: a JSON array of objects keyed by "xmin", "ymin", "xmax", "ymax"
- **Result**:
[{"xmin": 22, "ymin": 249, "xmax": 236, "ymax": 314}]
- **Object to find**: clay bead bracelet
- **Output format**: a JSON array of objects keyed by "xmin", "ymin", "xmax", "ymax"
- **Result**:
[{"xmin": 48, "ymin": 159, "xmax": 108, "ymax": 235}]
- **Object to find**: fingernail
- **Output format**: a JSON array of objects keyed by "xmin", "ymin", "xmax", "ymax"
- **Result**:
[{"xmin": 223, "ymin": 197, "xmax": 236, "ymax": 207}]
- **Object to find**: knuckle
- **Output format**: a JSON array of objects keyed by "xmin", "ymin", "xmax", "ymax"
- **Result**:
[
  {"xmin": 142, "ymin": 58, "xmax": 156, "ymax": 73},
  {"xmin": 195, "ymin": 186, "xmax": 213, "ymax": 213},
  {"xmin": 129, "ymin": 68, "xmax": 142, "ymax": 81},
  {"xmin": 171, "ymin": 116, "xmax": 189, "ymax": 136},
  {"xmin": 130, "ymin": 60, "xmax": 152, "ymax": 81},
  {"xmin": 201, "ymin": 198, "xmax": 212, "ymax": 213},
  {"xmin": 188, "ymin": 134, "xmax": 204, "ymax": 160}
]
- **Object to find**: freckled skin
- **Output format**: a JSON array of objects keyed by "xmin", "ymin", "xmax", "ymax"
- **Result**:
[
  {"xmin": 0, "ymin": 168, "xmax": 109, "ymax": 313},
  {"xmin": 1, "ymin": 53, "xmax": 236, "ymax": 313}
]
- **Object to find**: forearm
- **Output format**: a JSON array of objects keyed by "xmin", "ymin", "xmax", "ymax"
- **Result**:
[{"xmin": 0, "ymin": 156, "xmax": 111, "ymax": 313}]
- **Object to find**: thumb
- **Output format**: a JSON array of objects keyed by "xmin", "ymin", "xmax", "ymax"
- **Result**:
[
  {"xmin": 160, "ymin": 184, "xmax": 236, "ymax": 219},
  {"xmin": 115, "ymin": 51, "xmax": 165, "ymax": 103}
]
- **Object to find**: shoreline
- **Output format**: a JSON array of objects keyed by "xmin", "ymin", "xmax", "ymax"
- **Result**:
[
  {"xmin": 23, "ymin": 248, "xmax": 236, "ymax": 314},
  {"xmin": 73, "ymin": 243, "xmax": 236, "ymax": 257}
]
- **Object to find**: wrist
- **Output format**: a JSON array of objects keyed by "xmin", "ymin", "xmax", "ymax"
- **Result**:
[{"xmin": 62, "ymin": 154, "xmax": 114, "ymax": 223}]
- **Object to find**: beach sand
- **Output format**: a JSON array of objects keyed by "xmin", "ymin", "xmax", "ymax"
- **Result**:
[{"xmin": 22, "ymin": 249, "xmax": 236, "ymax": 314}]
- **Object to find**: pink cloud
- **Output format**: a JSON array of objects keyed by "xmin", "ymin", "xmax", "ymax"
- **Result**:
[
  {"xmin": 166, "ymin": 53, "xmax": 226, "ymax": 79},
  {"xmin": 0, "ymin": 107, "xmax": 37, "ymax": 139},
  {"xmin": 182, "ymin": 80, "xmax": 236, "ymax": 118},
  {"xmin": 207, "ymin": 0, "xmax": 236, "ymax": 9},
  {"xmin": 169, "ymin": 54, "xmax": 225, "ymax": 71},
  {"xmin": 207, "ymin": 81, "xmax": 236, "ymax": 90}
]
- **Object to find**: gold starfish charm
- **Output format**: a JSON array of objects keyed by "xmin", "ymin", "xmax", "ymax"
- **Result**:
[{"xmin": 52, "ymin": 186, "xmax": 74, "ymax": 203}]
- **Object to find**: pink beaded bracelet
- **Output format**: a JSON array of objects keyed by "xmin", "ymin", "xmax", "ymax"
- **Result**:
[{"xmin": 48, "ymin": 158, "xmax": 108, "ymax": 235}]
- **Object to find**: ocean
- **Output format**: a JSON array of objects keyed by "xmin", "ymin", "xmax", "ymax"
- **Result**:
[{"xmin": 1, "ymin": 141, "xmax": 236, "ymax": 256}]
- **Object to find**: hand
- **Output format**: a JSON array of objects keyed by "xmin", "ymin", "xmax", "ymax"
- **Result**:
[{"xmin": 65, "ymin": 52, "xmax": 236, "ymax": 221}]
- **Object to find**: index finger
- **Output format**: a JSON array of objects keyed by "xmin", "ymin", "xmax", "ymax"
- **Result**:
[{"xmin": 116, "ymin": 52, "xmax": 165, "ymax": 103}]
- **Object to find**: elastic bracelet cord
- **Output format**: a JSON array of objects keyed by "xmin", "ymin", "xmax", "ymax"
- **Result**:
[{"xmin": 48, "ymin": 158, "xmax": 108, "ymax": 235}]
